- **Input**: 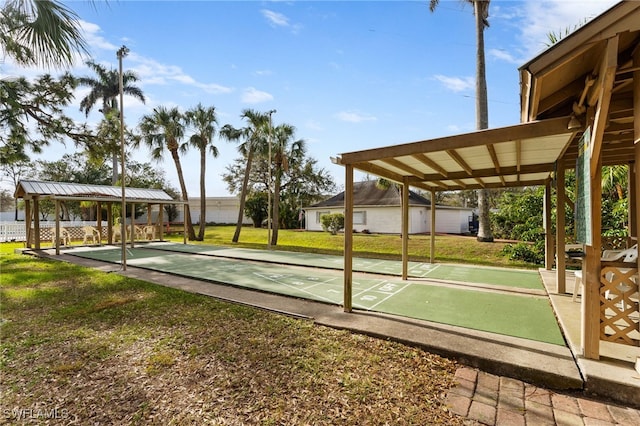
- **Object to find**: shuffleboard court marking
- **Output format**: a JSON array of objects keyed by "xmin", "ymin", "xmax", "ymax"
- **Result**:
[
  {"xmin": 353, "ymin": 280, "xmax": 390, "ymax": 299},
  {"xmin": 144, "ymin": 243, "xmax": 542, "ymax": 290},
  {"xmin": 253, "ymin": 272, "xmax": 337, "ymax": 304},
  {"xmin": 368, "ymin": 282, "xmax": 412, "ymax": 311},
  {"xmin": 409, "ymin": 263, "xmax": 441, "ymax": 277},
  {"xmin": 298, "ymin": 276, "xmax": 341, "ymax": 291},
  {"xmin": 65, "ymin": 246, "xmax": 565, "ymax": 344}
]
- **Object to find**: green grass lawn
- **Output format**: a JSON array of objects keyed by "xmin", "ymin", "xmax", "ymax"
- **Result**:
[
  {"xmin": 165, "ymin": 225, "xmax": 536, "ymax": 269},
  {"xmin": 0, "ymin": 242, "xmax": 463, "ymax": 424}
]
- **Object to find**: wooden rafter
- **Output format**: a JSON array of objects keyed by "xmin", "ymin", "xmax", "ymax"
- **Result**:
[
  {"xmin": 411, "ymin": 153, "xmax": 448, "ymax": 177},
  {"xmin": 486, "ymin": 144, "xmax": 505, "ymax": 185},
  {"xmin": 446, "ymin": 149, "xmax": 473, "ymax": 175},
  {"xmin": 590, "ymin": 36, "xmax": 619, "ymax": 175},
  {"xmin": 380, "ymin": 158, "xmax": 425, "ymax": 179}
]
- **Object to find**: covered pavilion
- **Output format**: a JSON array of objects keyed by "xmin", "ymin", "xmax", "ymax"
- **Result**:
[
  {"xmin": 14, "ymin": 180, "xmax": 185, "ymax": 255},
  {"xmin": 334, "ymin": 1, "xmax": 639, "ymax": 361}
]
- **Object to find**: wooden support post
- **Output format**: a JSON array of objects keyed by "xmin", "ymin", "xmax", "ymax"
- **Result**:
[
  {"xmin": 556, "ymin": 160, "xmax": 567, "ymax": 293},
  {"xmin": 96, "ymin": 201, "xmax": 102, "ymax": 245},
  {"xmin": 582, "ymin": 155, "xmax": 602, "ymax": 360},
  {"xmin": 130, "ymin": 203, "xmax": 136, "ymax": 248},
  {"xmin": 633, "ymin": 44, "xmax": 640, "ymax": 240},
  {"xmin": 55, "ymin": 200, "xmax": 61, "ymax": 255},
  {"xmin": 159, "ymin": 204, "xmax": 164, "ymax": 241},
  {"xmin": 107, "ymin": 202, "xmax": 113, "ymax": 244},
  {"xmin": 401, "ymin": 177, "xmax": 409, "ymax": 280},
  {"xmin": 544, "ymin": 179, "xmax": 554, "ymax": 270},
  {"xmin": 430, "ymin": 189, "xmax": 436, "ymax": 264},
  {"xmin": 343, "ymin": 165, "xmax": 354, "ymax": 313},
  {"xmin": 25, "ymin": 199, "xmax": 32, "ymax": 248},
  {"xmin": 630, "ymin": 164, "xmax": 637, "ymax": 238},
  {"xmin": 33, "ymin": 197, "xmax": 40, "ymax": 250}
]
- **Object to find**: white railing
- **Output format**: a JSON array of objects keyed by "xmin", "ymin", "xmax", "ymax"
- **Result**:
[{"xmin": 0, "ymin": 221, "xmax": 103, "ymax": 242}]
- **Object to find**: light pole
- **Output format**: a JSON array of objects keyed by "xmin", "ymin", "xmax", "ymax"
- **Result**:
[
  {"xmin": 117, "ymin": 45, "xmax": 129, "ymax": 270},
  {"xmin": 267, "ymin": 109, "xmax": 276, "ymax": 249}
]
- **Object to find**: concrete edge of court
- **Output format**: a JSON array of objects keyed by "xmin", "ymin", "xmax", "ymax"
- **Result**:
[{"xmin": 28, "ymin": 249, "xmax": 585, "ymax": 394}]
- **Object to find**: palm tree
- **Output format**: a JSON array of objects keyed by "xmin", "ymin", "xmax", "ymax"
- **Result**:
[
  {"xmin": 137, "ymin": 106, "xmax": 196, "ymax": 240},
  {"xmin": 219, "ymin": 109, "xmax": 270, "ymax": 243},
  {"xmin": 0, "ymin": 0, "xmax": 89, "ymax": 69},
  {"xmin": 429, "ymin": 0, "xmax": 493, "ymax": 242},
  {"xmin": 77, "ymin": 60, "xmax": 146, "ymax": 184},
  {"xmin": 185, "ymin": 104, "xmax": 218, "ymax": 241},
  {"xmin": 602, "ymin": 165, "xmax": 628, "ymax": 201},
  {"xmin": 269, "ymin": 124, "xmax": 305, "ymax": 246}
]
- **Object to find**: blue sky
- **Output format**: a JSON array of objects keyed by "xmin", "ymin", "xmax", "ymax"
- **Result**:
[{"xmin": 3, "ymin": 0, "xmax": 619, "ymax": 196}]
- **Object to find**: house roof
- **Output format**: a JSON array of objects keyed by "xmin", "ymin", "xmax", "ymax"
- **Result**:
[
  {"xmin": 334, "ymin": 1, "xmax": 639, "ymax": 191},
  {"xmin": 309, "ymin": 180, "xmax": 431, "ymax": 208},
  {"xmin": 14, "ymin": 180, "xmax": 179, "ymax": 204}
]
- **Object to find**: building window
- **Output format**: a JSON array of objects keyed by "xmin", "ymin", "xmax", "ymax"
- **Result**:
[
  {"xmin": 316, "ymin": 211, "xmax": 330, "ymax": 223},
  {"xmin": 353, "ymin": 211, "xmax": 366, "ymax": 225}
]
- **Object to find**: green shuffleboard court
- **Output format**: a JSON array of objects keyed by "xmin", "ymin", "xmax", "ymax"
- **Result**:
[
  {"xmin": 144, "ymin": 243, "xmax": 544, "ymax": 291},
  {"xmin": 69, "ymin": 247, "xmax": 564, "ymax": 345}
]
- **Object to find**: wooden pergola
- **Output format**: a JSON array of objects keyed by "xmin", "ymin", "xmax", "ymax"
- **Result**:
[
  {"xmin": 14, "ymin": 180, "xmax": 186, "ymax": 255},
  {"xmin": 334, "ymin": 1, "xmax": 639, "ymax": 360}
]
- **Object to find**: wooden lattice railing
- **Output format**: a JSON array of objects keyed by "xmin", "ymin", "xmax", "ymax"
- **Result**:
[{"xmin": 600, "ymin": 261, "xmax": 639, "ymax": 346}]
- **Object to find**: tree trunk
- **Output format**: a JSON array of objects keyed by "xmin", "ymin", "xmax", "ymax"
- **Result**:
[
  {"xmin": 112, "ymin": 150, "xmax": 119, "ymax": 185},
  {"xmin": 170, "ymin": 148, "xmax": 196, "ymax": 240},
  {"xmin": 232, "ymin": 149, "xmax": 254, "ymax": 243},
  {"xmin": 270, "ymin": 167, "xmax": 281, "ymax": 246},
  {"xmin": 198, "ymin": 149, "xmax": 206, "ymax": 241},
  {"xmin": 474, "ymin": 0, "xmax": 493, "ymax": 243}
]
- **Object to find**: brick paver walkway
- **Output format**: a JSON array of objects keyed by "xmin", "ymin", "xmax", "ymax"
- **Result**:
[{"xmin": 446, "ymin": 367, "xmax": 640, "ymax": 425}]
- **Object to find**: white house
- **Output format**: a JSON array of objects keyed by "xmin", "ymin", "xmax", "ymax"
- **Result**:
[
  {"xmin": 138, "ymin": 197, "xmax": 252, "ymax": 225},
  {"xmin": 304, "ymin": 181, "xmax": 474, "ymax": 235}
]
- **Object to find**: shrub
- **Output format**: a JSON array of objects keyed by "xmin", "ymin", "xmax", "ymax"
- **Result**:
[
  {"xmin": 320, "ymin": 213, "xmax": 344, "ymax": 235},
  {"xmin": 501, "ymin": 241, "xmax": 544, "ymax": 265}
]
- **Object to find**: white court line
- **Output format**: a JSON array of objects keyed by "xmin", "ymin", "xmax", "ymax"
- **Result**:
[
  {"xmin": 253, "ymin": 272, "xmax": 337, "ymax": 303},
  {"xmin": 353, "ymin": 280, "xmax": 389, "ymax": 299},
  {"xmin": 356, "ymin": 259, "xmax": 390, "ymax": 272},
  {"xmin": 416, "ymin": 263, "xmax": 441, "ymax": 277},
  {"xmin": 367, "ymin": 281, "xmax": 413, "ymax": 311},
  {"xmin": 303, "ymin": 277, "xmax": 341, "ymax": 291}
]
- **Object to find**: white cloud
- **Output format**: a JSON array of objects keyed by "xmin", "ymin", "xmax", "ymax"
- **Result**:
[
  {"xmin": 128, "ymin": 54, "xmax": 233, "ymax": 95},
  {"xmin": 517, "ymin": 0, "xmax": 618, "ymax": 57},
  {"xmin": 335, "ymin": 111, "xmax": 377, "ymax": 123},
  {"xmin": 262, "ymin": 9, "xmax": 289, "ymax": 27},
  {"xmin": 433, "ymin": 75, "xmax": 474, "ymax": 93},
  {"xmin": 261, "ymin": 9, "xmax": 302, "ymax": 34},
  {"xmin": 241, "ymin": 87, "xmax": 274, "ymax": 104},
  {"xmin": 80, "ymin": 20, "xmax": 117, "ymax": 53},
  {"xmin": 488, "ymin": 48, "xmax": 521, "ymax": 64}
]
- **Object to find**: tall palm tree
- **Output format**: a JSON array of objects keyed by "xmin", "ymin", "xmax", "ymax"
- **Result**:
[
  {"xmin": 0, "ymin": 0, "xmax": 89, "ymax": 69},
  {"xmin": 77, "ymin": 60, "xmax": 145, "ymax": 184},
  {"xmin": 137, "ymin": 106, "xmax": 196, "ymax": 240},
  {"xmin": 429, "ymin": 0, "xmax": 493, "ymax": 242},
  {"xmin": 219, "ymin": 109, "xmax": 270, "ymax": 243},
  {"xmin": 269, "ymin": 124, "xmax": 305, "ymax": 246},
  {"xmin": 185, "ymin": 103, "xmax": 218, "ymax": 241}
]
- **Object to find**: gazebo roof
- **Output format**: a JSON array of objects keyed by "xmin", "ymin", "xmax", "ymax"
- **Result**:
[
  {"xmin": 334, "ymin": 1, "xmax": 640, "ymax": 191},
  {"xmin": 14, "ymin": 180, "xmax": 180, "ymax": 204}
]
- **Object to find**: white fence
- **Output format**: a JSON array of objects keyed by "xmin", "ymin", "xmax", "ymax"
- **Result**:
[{"xmin": 0, "ymin": 221, "xmax": 102, "ymax": 243}]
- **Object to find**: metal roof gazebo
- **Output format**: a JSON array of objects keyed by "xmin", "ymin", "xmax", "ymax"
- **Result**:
[{"xmin": 14, "ymin": 180, "xmax": 185, "ymax": 255}]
